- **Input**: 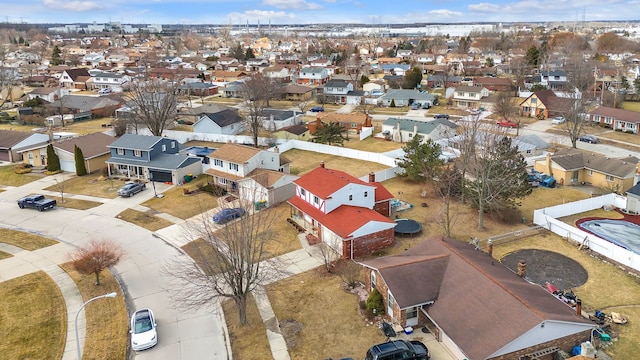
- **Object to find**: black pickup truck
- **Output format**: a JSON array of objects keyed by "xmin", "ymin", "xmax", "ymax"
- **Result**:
[{"xmin": 17, "ymin": 194, "xmax": 57, "ymax": 211}]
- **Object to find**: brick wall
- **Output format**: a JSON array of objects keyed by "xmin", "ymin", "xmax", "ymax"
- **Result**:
[
  {"xmin": 374, "ymin": 200, "xmax": 391, "ymax": 217},
  {"xmin": 345, "ymin": 228, "xmax": 395, "ymax": 259}
]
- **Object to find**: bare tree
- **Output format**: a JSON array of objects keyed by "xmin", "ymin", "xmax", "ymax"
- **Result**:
[
  {"xmin": 337, "ymin": 260, "xmax": 362, "ymax": 289},
  {"xmin": 166, "ymin": 195, "xmax": 286, "ymax": 325},
  {"xmin": 318, "ymin": 242, "xmax": 339, "ymax": 273},
  {"xmin": 240, "ymin": 73, "xmax": 280, "ymax": 147},
  {"xmin": 53, "ymin": 174, "xmax": 66, "ymax": 203},
  {"xmin": 434, "ymin": 165, "xmax": 463, "ymax": 237},
  {"xmin": 127, "ymin": 78, "xmax": 179, "ymax": 136},
  {"xmin": 69, "ymin": 239, "xmax": 125, "ymax": 285}
]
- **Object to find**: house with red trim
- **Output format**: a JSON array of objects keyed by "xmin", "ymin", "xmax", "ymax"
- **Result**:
[{"xmin": 287, "ymin": 163, "xmax": 396, "ymax": 259}]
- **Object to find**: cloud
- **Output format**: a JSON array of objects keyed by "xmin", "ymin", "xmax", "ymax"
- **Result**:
[
  {"xmin": 227, "ymin": 10, "xmax": 298, "ymax": 22},
  {"xmin": 43, "ymin": 0, "xmax": 102, "ymax": 11},
  {"xmin": 262, "ymin": 0, "xmax": 321, "ymax": 10},
  {"xmin": 427, "ymin": 9, "xmax": 464, "ymax": 17}
]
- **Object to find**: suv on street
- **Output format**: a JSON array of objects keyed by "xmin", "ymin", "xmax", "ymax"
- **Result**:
[
  {"xmin": 365, "ymin": 340, "xmax": 430, "ymax": 360},
  {"xmin": 433, "ymin": 114, "xmax": 449, "ymax": 119}
]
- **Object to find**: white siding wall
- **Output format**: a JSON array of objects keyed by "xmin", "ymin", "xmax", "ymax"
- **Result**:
[{"xmin": 324, "ymin": 183, "xmax": 375, "ymax": 213}]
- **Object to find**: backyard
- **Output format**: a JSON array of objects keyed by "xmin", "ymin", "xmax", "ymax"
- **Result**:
[{"xmin": 282, "ymin": 148, "xmax": 390, "ymax": 177}]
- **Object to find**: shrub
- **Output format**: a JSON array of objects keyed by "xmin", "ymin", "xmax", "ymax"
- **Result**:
[
  {"xmin": 199, "ymin": 183, "xmax": 227, "ymax": 196},
  {"xmin": 366, "ymin": 288, "xmax": 385, "ymax": 316},
  {"xmin": 390, "ymin": 99, "xmax": 396, "ymax": 107},
  {"xmin": 13, "ymin": 163, "xmax": 32, "ymax": 174},
  {"xmin": 626, "ymin": 130, "xmax": 634, "ymax": 134}
]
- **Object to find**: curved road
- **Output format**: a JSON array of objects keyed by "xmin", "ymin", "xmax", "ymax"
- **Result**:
[{"xmin": 0, "ymin": 175, "xmax": 229, "ymax": 360}]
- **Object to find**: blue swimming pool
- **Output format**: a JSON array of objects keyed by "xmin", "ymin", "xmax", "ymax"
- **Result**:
[{"xmin": 579, "ymin": 219, "xmax": 640, "ymax": 254}]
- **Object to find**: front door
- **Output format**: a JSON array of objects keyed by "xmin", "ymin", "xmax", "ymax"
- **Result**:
[
  {"xmin": 406, "ymin": 307, "xmax": 418, "ymax": 327},
  {"xmin": 387, "ymin": 291, "xmax": 395, "ymax": 317}
]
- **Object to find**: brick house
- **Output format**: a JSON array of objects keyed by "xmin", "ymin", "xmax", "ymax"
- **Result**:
[
  {"xmin": 359, "ymin": 237, "xmax": 596, "ymax": 360},
  {"xmin": 287, "ymin": 164, "xmax": 396, "ymax": 259},
  {"xmin": 473, "ymin": 76, "xmax": 512, "ymax": 92},
  {"xmin": 589, "ymin": 106, "xmax": 640, "ymax": 134},
  {"xmin": 309, "ymin": 112, "xmax": 372, "ymax": 135}
]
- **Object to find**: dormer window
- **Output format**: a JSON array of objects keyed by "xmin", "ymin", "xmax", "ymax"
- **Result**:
[
  {"xmin": 171, "ymin": 141, "xmax": 176, "ymax": 148},
  {"xmin": 364, "ymin": 191, "xmax": 368, "ymax": 198},
  {"xmin": 349, "ymin": 194, "xmax": 353, "ymax": 201},
  {"xmin": 116, "ymin": 148, "xmax": 124, "ymax": 155},
  {"xmin": 162, "ymin": 144, "xmax": 166, "ymax": 151},
  {"xmin": 300, "ymin": 188, "xmax": 306, "ymax": 197},
  {"xmin": 313, "ymin": 196, "xmax": 319, "ymax": 204},
  {"xmin": 134, "ymin": 150, "xmax": 142, "ymax": 157}
]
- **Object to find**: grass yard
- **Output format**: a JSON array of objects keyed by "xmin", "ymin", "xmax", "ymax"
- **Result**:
[
  {"xmin": 59, "ymin": 117, "xmax": 115, "ymax": 135},
  {"xmin": 267, "ymin": 270, "xmax": 385, "ymax": 360},
  {"xmin": 61, "ymin": 263, "xmax": 128, "ymax": 360},
  {"xmin": 0, "ymin": 164, "xmax": 43, "ymax": 186},
  {"xmin": 182, "ymin": 204, "xmax": 302, "ymax": 273},
  {"xmin": 51, "ymin": 196, "xmax": 104, "ymax": 210},
  {"xmin": 116, "ymin": 208, "xmax": 174, "ymax": 231},
  {"xmin": 0, "ymin": 271, "xmax": 66, "ymax": 360},
  {"xmin": 0, "ymin": 228, "xmax": 58, "ymax": 250},
  {"xmin": 622, "ymin": 101, "xmax": 640, "ymax": 112},
  {"xmin": 0, "ymin": 250, "xmax": 11, "ymax": 259},
  {"xmin": 142, "ymin": 175, "xmax": 220, "ymax": 220},
  {"xmin": 342, "ymin": 136, "xmax": 403, "ymax": 153},
  {"xmin": 222, "ymin": 297, "xmax": 271, "ymax": 360},
  {"xmin": 283, "ymin": 148, "xmax": 389, "ymax": 177},
  {"xmin": 492, "ymin": 233, "xmax": 640, "ymax": 359},
  {"xmin": 44, "ymin": 173, "xmax": 124, "ymax": 199}
]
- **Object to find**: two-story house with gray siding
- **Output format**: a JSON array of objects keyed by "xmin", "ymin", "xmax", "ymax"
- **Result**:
[
  {"xmin": 105, "ymin": 134, "xmax": 202, "ymax": 185},
  {"xmin": 323, "ymin": 79, "xmax": 354, "ymax": 104}
]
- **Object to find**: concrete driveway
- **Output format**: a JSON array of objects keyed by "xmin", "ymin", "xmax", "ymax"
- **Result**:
[{"xmin": 0, "ymin": 177, "xmax": 230, "ymax": 360}]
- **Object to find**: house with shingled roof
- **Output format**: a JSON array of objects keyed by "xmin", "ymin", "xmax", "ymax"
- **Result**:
[
  {"xmin": 534, "ymin": 148, "xmax": 639, "ymax": 192},
  {"xmin": 519, "ymin": 89, "xmax": 574, "ymax": 119},
  {"xmin": 0, "ymin": 130, "xmax": 50, "ymax": 163},
  {"xmin": 589, "ymin": 106, "xmax": 640, "ymax": 134},
  {"xmin": 59, "ymin": 68, "xmax": 91, "ymax": 89},
  {"xmin": 287, "ymin": 163, "xmax": 396, "ymax": 259},
  {"xmin": 205, "ymin": 143, "xmax": 293, "ymax": 205},
  {"xmin": 625, "ymin": 182, "xmax": 640, "ymax": 214},
  {"xmin": 359, "ymin": 237, "xmax": 596, "ymax": 360},
  {"xmin": 193, "ymin": 109, "xmax": 244, "ymax": 135}
]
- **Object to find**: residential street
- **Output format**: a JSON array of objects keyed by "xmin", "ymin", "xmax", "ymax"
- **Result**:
[{"xmin": 0, "ymin": 175, "xmax": 230, "ymax": 360}]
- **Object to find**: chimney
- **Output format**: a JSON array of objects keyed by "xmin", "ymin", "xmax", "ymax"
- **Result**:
[
  {"xmin": 486, "ymin": 239, "xmax": 493, "ymax": 258},
  {"xmin": 517, "ymin": 260, "xmax": 526, "ymax": 278},
  {"xmin": 545, "ymin": 152, "xmax": 552, "ymax": 176},
  {"xmin": 576, "ymin": 298, "xmax": 582, "ymax": 317},
  {"xmin": 274, "ymin": 146, "xmax": 279, "ymax": 153},
  {"xmin": 320, "ymin": 161, "xmax": 325, "ymax": 168},
  {"xmin": 368, "ymin": 172, "xmax": 375, "ymax": 183}
]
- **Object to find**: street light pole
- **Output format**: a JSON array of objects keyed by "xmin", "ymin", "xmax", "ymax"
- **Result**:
[{"xmin": 75, "ymin": 292, "xmax": 117, "ymax": 360}]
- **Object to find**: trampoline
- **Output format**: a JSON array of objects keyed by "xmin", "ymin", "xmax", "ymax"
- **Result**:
[{"xmin": 394, "ymin": 219, "xmax": 422, "ymax": 236}]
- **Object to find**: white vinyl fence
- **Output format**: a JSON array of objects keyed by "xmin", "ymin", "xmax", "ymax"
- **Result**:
[{"xmin": 533, "ymin": 193, "xmax": 640, "ymax": 271}]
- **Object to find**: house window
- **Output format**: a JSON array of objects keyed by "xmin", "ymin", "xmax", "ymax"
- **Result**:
[
  {"xmin": 134, "ymin": 150, "xmax": 142, "ymax": 157},
  {"xmin": 587, "ymin": 170, "xmax": 593, "ymax": 176},
  {"xmin": 214, "ymin": 159, "xmax": 223, "ymax": 167},
  {"xmin": 116, "ymin": 148, "xmax": 124, "ymax": 155},
  {"xmin": 406, "ymin": 307, "xmax": 418, "ymax": 319},
  {"xmin": 526, "ymin": 150, "xmax": 532, "ymax": 154},
  {"xmin": 531, "ymin": 98, "xmax": 537, "ymax": 104},
  {"xmin": 218, "ymin": 178, "xmax": 228, "ymax": 185},
  {"xmin": 229, "ymin": 163, "xmax": 239, "ymax": 171},
  {"xmin": 171, "ymin": 141, "xmax": 176, "ymax": 148},
  {"xmin": 606, "ymin": 175, "xmax": 614, "ymax": 182},
  {"xmin": 364, "ymin": 191, "xmax": 368, "ymax": 198},
  {"xmin": 571, "ymin": 171, "xmax": 579, "ymax": 183},
  {"xmin": 349, "ymin": 194, "xmax": 353, "ymax": 201},
  {"xmin": 300, "ymin": 188, "xmax": 306, "ymax": 197},
  {"xmin": 162, "ymin": 144, "xmax": 166, "ymax": 151},
  {"xmin": 313, "ymin": 196, "xmax": 319, "ymax": 205},
  {"xmin": 371, "ymin": 272, "xmax": 376, "ymax": 290}
]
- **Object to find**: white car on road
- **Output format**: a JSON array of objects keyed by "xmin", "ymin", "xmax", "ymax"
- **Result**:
[{"xmin": 130, "ymin": 308, "xmax": 158, "ymax": 351}]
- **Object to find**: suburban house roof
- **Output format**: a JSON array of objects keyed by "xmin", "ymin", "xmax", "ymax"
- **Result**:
[
  {"xmin": 107, "ymin": 153, "xmax": 199, "ymax": 171},
  {"xmin": 50, "ymin": 95, "xmax": 122, "ymax": 112},
  {"xmin": 454, "ymin": 85, "xmax": 485, "ymax": 93},
  {"xmin": 627, "ymin": 182, "xmax": 640, "ymax": 196},
  {"xmin": 512, "ymin": 134, "xmax": 549, "ymax": 152},
  {"xmin": 383, "ymin": 117, "xmax": 456, "ymax": 134},
  {"xmin": 208, "ymin": 143, "xmax": 262, "ymax": 164},
  {"xmin": 108, "ymin": 134, "xmax": 163, "ymax": 150},
  {"xmin": 53, "ymin": 132, "xmax": 114, "ymax": 159},
  {"xmin": 591, "ymin": 106, "xmax": 640, "ymax": 123},
  {"xmin": 197, "ymin": 109, "xmax": 243, "ymax": 128},
  {"xmin": 379, "ymin": 89, "xmax": 435, "ymax": 101},
  {"xmin": 324, "ymin": 79, "xmax": 350, "ymax": 88},
  {"xmin": 63, "ymin": 68, "xmax": 91, "ymax": 81},
  {"xmin": 283, "ymin": 84, "xmax": 313, "ymax": 94},
  {"xmin": 293, "ymin": 166, "xmax": 393, "ymax": 203},
  {"xmin": 243, "ymin": 168, "xmax": 293, "ymax": 189},
  {"xmin": 550, "ymin": 148, "xmax": 638, "ymax": 178},
  {"xmin": 288, "ymin": 196, "xmax": 394, "ymax": 238},
  {"xmin": 473, "ymin": 76, "xmax": 512, "ymax": 87},
  {"xmin": 366, "ymin": 237, "xmax": 594, "ymax": 360},
  {"xmin": 278, "ymin": 124, "xmax": 308, "ymax": 135},
  {"xmin": 262, "ymin": 109, "xmax": 296, "ymax": 121},
  {"xmin": 29, "ymin": 87, "xmax": 59, "ymax": 95},
  {"xmin": 0, "ymin": 130, "xmax": 31, "ymax": 149}
]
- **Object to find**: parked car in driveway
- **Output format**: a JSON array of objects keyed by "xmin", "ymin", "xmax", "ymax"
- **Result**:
[
  {"xmin": 130, "ymin": 308, "xmax": 157, "ymax": 351},
  {"xmin": 366, "ymin": 339, "xmax": 430, "ymax": 360},
  {"xmin": 578, "ymin": 134, "xmax": 599, "ymax": 144},
  {"xmin": 310, "ymin": 106, "xmax": 325, "ymax": 112},
  {"xmin": 118, "ymin": 182, "xmax": 146, "ymax": 197},
  {"xmin": 551, "ymin": 116, "xmax": 566, "ymax": 124},
  {"xmin": 422, "ymin": 102, "xmax": 430, "ymax": 109},
  {"xmin": 213, "ymin": 208, "xmax": 246, "ymax": 224},
  {"xmin": 411, "ymin": 102, "xmax": 420, "ymax": 110},
  {"xmin": 497, "ymin": 119, "xmax": 518, "ymax": 128}
]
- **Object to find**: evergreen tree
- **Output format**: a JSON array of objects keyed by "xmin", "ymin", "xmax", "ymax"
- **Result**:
[
  {"xmin": 403, "ymin": 67, "xmax": 423, "ymax": 89},
  {"xmin": 397, "ymin": 135, "xmax": 444, "ymax": 195},
  {"xmin": 245, "ymin": 48, "xmax": 255, "ymax": 59},
  {"xmin": 51, "ymin": 45, "xmax": 62, "ymax": 65},
  {"xmin": 311, "ymin": 121, "xmax": 347, "ymax": 146},
  {"xmin": 525, "ymin": 45, "xmax": 540, "ymax": 67},
  {"xmin": 46, "ymin": 144, "xmax": 61, "ymax": 172},
  {"xmin": 74, "ymin": 145, "xmax": 87, "ymax": 176},
  {"xmin": 360, "ymin": 75, "xmax": 370, "ymax": 86}
]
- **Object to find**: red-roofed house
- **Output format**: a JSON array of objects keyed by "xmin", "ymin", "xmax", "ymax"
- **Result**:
[{"xmin": 287, "ymin": 163, "xmax": 396, "ymax": 259}]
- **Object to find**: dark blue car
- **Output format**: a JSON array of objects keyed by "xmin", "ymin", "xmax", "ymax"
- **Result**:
[
  {"xmin": 310, "ymin": 106, "xmax": 325, "ymax": 112},
  {"xmin": 213, "ymin": 208, "xmax": 246, "ymax": 224}
]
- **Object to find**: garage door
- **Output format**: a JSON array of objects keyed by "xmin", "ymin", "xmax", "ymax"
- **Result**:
[
  {"xmin": 149, "ymin": 170, "xmax": 172, "ymax": 183},
  {"xmin": 0, "ymin": 150, "xmax": 9, "ymax": 161},
  {"xmin": 60, "ymin": 160, "xmax": 75, "ymax": 172}
]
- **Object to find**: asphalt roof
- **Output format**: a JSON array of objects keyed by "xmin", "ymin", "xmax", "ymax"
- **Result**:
[
  {"xmin": 106, "ymin": 153, "xmax": 200, "ymax": 171},
  {"xmin": 383, "ymin": 117, "xmax": 456, "ymax": 134},
  {"xmin": 107, "ymin": 134, "xmax": 163, "ymax": 150}
]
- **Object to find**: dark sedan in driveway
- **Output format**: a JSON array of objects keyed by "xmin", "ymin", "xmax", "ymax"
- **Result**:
[
  {"xmin": 578, "ymin": 135, "xmax": 599, "ymax": 144},
  {"xmin": 118, "ymin": 182, "xmax": 146, "ymax": 197},
  {"xmin": 213, "ymin": 208, "xmax": 246, "ymax": 224}
]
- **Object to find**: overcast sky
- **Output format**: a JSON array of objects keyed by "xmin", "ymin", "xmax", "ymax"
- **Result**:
[{"xmin": 5, "ymin": 0, "xmax": 640, "ymax": 25}]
